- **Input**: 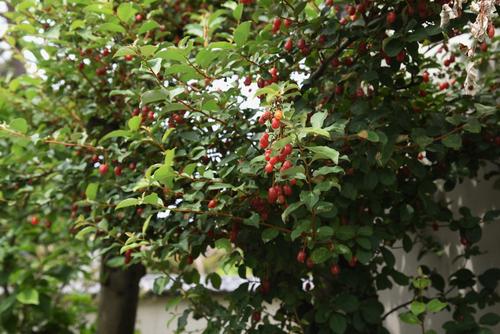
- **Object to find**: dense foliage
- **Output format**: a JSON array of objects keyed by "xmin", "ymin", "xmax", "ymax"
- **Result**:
[{"xmin": 1, "ymin": 0, "xmax": 499, "ymax": 333}]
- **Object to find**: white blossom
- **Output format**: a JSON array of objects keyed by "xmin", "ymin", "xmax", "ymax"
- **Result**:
[
  {"xmin": 463, "ymin": 62, "xmax": 479, "ymax": 96},
  {"xmin": 440, "ymin": 4, "xmax": 456, "ymax": 28}
]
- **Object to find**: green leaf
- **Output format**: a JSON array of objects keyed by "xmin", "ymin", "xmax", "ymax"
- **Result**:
[
  {"xmin": 117, "ymin": 3, "xmax": 137, "ymax": 22},
  {"xmin": 329, "ymin": 313, "xmax": 347, "ymax": 334},
  {"xmin": 9, "ymin": 118, "xmax": 28, "ymax": 134},
  {"xmin": 142, "ymin": 89, "xmax": 169, "ymax": 104},
  {"xmin": 356, "ymin": 237, "xmax": 372, "ymax": 250},
  {"xmin": 138, "ymin": 20, "xmax": 160, "ymax": 35},
  {"xmin": 156, "ymin": 48, "xmax": 187, "ymax": 62},
  {"xmin": 291, "ymin": 220, "xmax": 310, "ymax": 241},
  {"xmin": 215, "ymin": 238, "xmax": 232, "ymax": 252},
  {"xmin": 16, "ymin": 289, "xmax": 39, "ymax": 305},
  {"xmin": 313, "ymin": 166, "xmax": 343, "ymax": 177},
  {"xmin": 207, "ymin": 272, "xmax": 222, "ymax": 289},
  {"xmin": 142, "ymin": 214, "xmax": 152, "ymax": 234},
  {"xmin": 140, "ymin": 45, "xmax": 158, "ymax": 58},
  {"xmin": 479, "ymin": 313, "xmax": 500, "ymax": 326},
  {"xmin": 383, "ymin": 37, "xmax": 403, "ymax": 57},
  {"xmin": 336, "ymin": 226, "xmax": 356, "ymax": 241},
  {"xmin": 281, "ymin": 201, "xmax": 303, "ymax": 222},
  {"xmin": 299, "ymin": 127, "xmax": 331, "ymax": 139},
  {"xmin": 442, "ymin": 134, "xmax": 462, "ymax": 150},
  {"xmin": 75, "ymin": 226, "xmax": 96, "ymax": 240},
  {"xmin": 317, "ymin": 226, "xmax": 334, "ymax": 239},
  {"xmin": 300, "ymin": 191, "xmax": 319, "ymax": 211},
  {"xmin": 233, "ymin": 4, "xmax": 243, "ymax": 20},
  {"xmin": 463, "ymin": 118, "xmax": 481, "ymax": 133},
  {"xmin": 143, "ymin": 193, "xmax": 163, "ymax": 207},
  {"xmin": 85, "ymin": 183, "xmax": 99, "ymax": 201},
  {"xmin": 116, "ymin": 198, "xmax": 139, "ymax": 209},
  {"xmin": 128, "ymin": 116, "xmax": 142, "ymax": 131},
  {"xmin": 114, "ymin": 46, "xmax": 137, "ymax": 58},
  {"xmin": 233, "ymin": 21, "xmax": 251, "ymax": 47},
  {"xmin": 307, "ymin": 146, "xmax": 339, "ymax": 164},
  {"xmin": 410, "ymin": 301, "xmax": 426, "ymax": 315},
  {"xmin": 399, "ymin": 311, "xmax": 421, "ymax": 325},
  {"xmin": 311, "ymin": 247, "xmax": 331, "ymax": 264},
  {"xmin": 358, "ymin": 130, "xmax": 379, "ymax": 142},
  {"xmin": 261, "ymin": 228, "xmax": 279, "ymax": 243},
  {"xmin": 99, "ymin": 130, "xmax": 132, "ymax": 143},
  {"xmin": 243, "ymin": 212, "xmax": 260, "ymax": 228},
  {"xmin": 98, "ymin": 23, "xmax": 126, "ymax": 34},
  {"xmin": 427, "ymin": 299, "xmax": 447, "ymax": 313},
  {"xmin": 311, "ymin": 112, "xmax": 327, "ymax": 128}
]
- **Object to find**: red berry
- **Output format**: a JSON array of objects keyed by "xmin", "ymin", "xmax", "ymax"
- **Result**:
[
  {"xmin": 439, "ymin": 82, "xmax": 449, "ymax": 91},
  {"xmin": 99, "ymin": 164, "xmax": 109, "ymax": 175},
  {"xmin": 417, "ymin": 152, "xmax": 425, "ymax": 161},
  {"xmin": 124, "ymin": 249, "xmax": 133, "ymax": 264},
  {"xmin": 331, "ymin": 58, "xmax": 340, "ymax": 67},
  {"xmin": 306, "ymin": 257, "xmax": 314, "ymax": 269},
  {"xmin": 339, "ymin": 17, "xmax": 348, "ymax": 25},
  {"xmin": 280, "ymin": 160, "xmax": 293, "ymax": 172},
  {"xmin": 277, "ymin": 194, "xmax": 286, "ymax": 204},
  {"xmin": 318, "ymin": 35, "xmax": 327, "ymax": 45},
  {"xmin": 460, "ymin": 236, "xmax": 468, "ymax": 246},
  {"xmin": 147, "ymin": 111, "xmax": 155, "ymax": 120},
  {"xmin": 259, "ymin": 133, "xmax": 269, "ymax": 148},
  {"xmin": 283, "ymin": 184, "xmax": 293, "ymax": 196},
  {"xmin": 269, "ymin": 67, "xmax": 278, "ymax": 78},
  {"xmin": 129, "ymin": 162, "xmax": 136, "ymax": 170},
  {"xmin": 349, "ymin": 256, "xmax": 358, "ymax": 267},
  {"xmin": 284, "ymin": 18, "xmax": 292, "ymax": 28},
  {"xmin": 268, "ymin": 187, "xmax": 278, "ymax": 203},
  {"xmin": 297, "ymin": 250, "xmax": 306, "ymax": 263},
  {"xmin": 132, "ymin": 107, "xmax": 140, "ymax": 116},
  {"xmin": 208, "ymin": 199, "xmax": 218, "ymax": 209},
  {"xmin": 271, "ymin": 118, "xmax": 280, "ymax": 129},
  {"xmin": 95, "ymin": 67, "xmax": 106, "ymax": 76},
  {"xmin": 335, "ymin": 85, "xmax": 344, "ymax": 95},
  {"xmin": 252, "ymin": 311, "xmax": 261, "ymax": 323},
  {"xmin": 114, "ymin": 166, "xmax": 122, "ymax": 176},
  {"xmin": 135, "ymin": 14, "xmax": 143, "ymax": 22},
  {"xmin": 355, "ymin": 88, "xmax": 364, "ymax": 98},
  {"xmin": 356, "ymin": 3, "xmax": 366, "ymax": 14},
  {"xmin": 240, "ymin": 0, "xmax": 253, "ymax": 4},
  {"xmin": 297, "ymin": 39, "xmax": 306, "ymax": 50},
  {"xmin": 284, "ymin": 38, "xmax": 293, "ymax": 52},
  {"xmin": 480, "ymin": 42, "xmax": 488, "ymax": 52},
  {"xmin": 186, "ymin": 255, "xmax": 194, "ymax": 264},
  {"xmin": 444, "ymin": 58, "xmax": 451, "ymax": 67},
  {"xmin": 419, "ymin": 89, "xmax": 427, "ymax": 97},
  {"xmin": 102, "ymin": 48, "xmax": 110, "ymax": 57},
  {"xmin": 330, "ymin": 264, "xmax": 340, "ymax": 276},
  {"xmin": 31, "ymin": 216, "xmax": 39, "ymax": 226},
  {"xmin": 346, "ymin": 5, "xmax": 356, "ymax": 16},
  {"xmin": 290, "ymin": 178, "xmax": 297, "ymax": 186},
  {"xmin": 325, "ymin": 0, "xmax": 333, "ymax": 6},
  {"xmin": 272, "ymin": 17, "xmax": 281, "ymax": 33},
  {"xmin": 257, "ymin": 78, "xmax": 265, "ymax": 88},
  {"xmin": 264, "ymin": 163, "xmax": 274, "ymax": 174},
  {"xmin": 282, "ymin": 144, "xmax": 293, "ymax": 156},
  {"xmin": 422, "ymin": 71, "xmax": 429, "ymax": 83},
  {"xmin": 78, "ymin": 62, "xmax": 85, "ymax": 71},
  {"xmin": 386, "ymin": 11, "xmax": 396, "ymax": 25},
  {"xmin": 269, "ymin": 156, "xmax": 279, "ymax": 165},
  {"xmin": 487, "ymin": 23, "xmax": 495, "ymax": 39},
  {"xmin": 244, "ymin": 75, "xmax": 252, "ymax": 86},
  {"xmin": 396, "ymin": 50, "xmax": 406, "ymax": 63},
  {"xmin": 343, "ymin": 57, "xmax": 353, "ymax": 66},
  {"xmin": 124, "ymin": 54, "xmax": 133, "ymax": 61}
]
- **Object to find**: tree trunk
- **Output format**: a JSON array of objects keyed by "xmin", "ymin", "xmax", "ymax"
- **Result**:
[{"xmin": 97, "ymin": 259, "xmax": 146, "ymax": 334}]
